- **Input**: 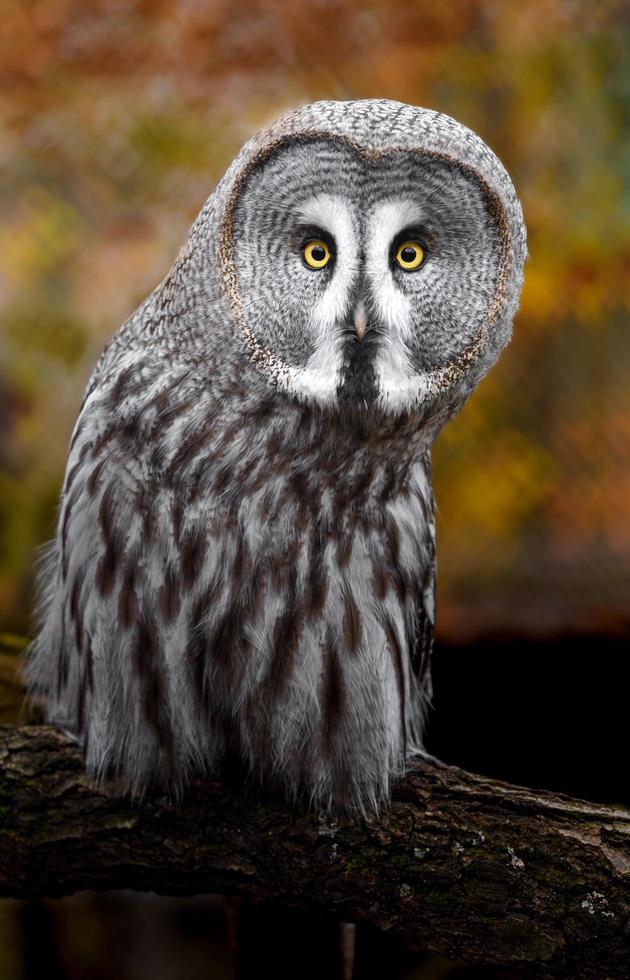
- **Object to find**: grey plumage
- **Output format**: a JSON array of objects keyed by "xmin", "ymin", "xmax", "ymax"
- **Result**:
[{"xmin": 26, "ymin": 99, "xmax": 526, "ymax": 813}]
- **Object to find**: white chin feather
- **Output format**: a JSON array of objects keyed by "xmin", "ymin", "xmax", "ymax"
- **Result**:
[{"xmin": 286, "ymin": 344, "xmax": 341, "ymax": 407}]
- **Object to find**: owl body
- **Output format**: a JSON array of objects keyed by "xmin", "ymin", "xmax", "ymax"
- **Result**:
[{"xmin": 27, "ymin": 100, "xmax": 525, "ymax": 811}]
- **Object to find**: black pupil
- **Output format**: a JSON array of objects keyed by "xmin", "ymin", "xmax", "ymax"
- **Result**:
[
  {"xmin": 311, "ymin": 245, "xmax": 326, "ymax": 262},
  {"xmin": 401, "ymin": 246, "xmax": 417, "ymax": 263}
]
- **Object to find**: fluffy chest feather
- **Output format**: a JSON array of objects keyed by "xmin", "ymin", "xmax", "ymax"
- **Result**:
[{"xmin": 32, "ymin": 354, "xmax": 435, "ymax": 810}]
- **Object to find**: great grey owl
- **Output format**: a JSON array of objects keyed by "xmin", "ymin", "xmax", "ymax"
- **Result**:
[{"xmin": 26, "ymin": 100, "xmax": 526, "ymax": 812}]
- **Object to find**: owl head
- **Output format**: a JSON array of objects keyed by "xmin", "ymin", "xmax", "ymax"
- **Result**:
[{"xmin": 168, "ymin": 100, "xmax": 526, "ymax": 431}]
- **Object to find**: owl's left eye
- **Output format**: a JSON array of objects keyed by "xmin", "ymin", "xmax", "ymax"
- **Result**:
[
  {"xmin": 395, "ymin": 240, "xmax": 426, "ymax": 271},
  {"xmin": 302, "ymin": 239, "xmax": 333, "ymax": 270}
]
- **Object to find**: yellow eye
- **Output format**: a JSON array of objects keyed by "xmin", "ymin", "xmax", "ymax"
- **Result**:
[
  {"xmin": 303, "ymin": 239, "xmax": 332, "ymax": 269},
  {"xmin": 395, "ymin": 241, "xmax": 425, "ymax": 270}
]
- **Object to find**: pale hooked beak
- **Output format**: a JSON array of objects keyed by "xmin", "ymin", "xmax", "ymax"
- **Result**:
[{"xmin": 354, "ymin": 301, "xmax": 367, "ymax": 342}]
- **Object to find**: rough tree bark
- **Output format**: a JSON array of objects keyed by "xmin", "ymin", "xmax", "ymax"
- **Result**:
[{"xmin": 1, "ymin": 725, "xmax": 629, "ymax": 978}]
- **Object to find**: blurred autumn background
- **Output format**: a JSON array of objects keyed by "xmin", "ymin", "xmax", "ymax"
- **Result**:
[{"xmin": 0, "ymin": 1, "xmax": 628, "ymax": 979}]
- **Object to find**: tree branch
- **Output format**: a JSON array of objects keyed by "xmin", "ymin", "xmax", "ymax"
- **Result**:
[{"xmin": 1, "ymin": 725, "xmax": 629, "ymax": 978}]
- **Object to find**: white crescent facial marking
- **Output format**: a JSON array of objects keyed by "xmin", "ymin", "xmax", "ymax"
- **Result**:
[
  {"xmin": 288, "ymin": 195, "xmax": 357, "ymax": 406},
  {"xmin": 365, "ymin": 198, "xmax": 434, "ymax": 413}
]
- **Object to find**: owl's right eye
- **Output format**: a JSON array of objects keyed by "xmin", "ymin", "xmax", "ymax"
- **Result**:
[{"xmin": 302, "ymin": 239, "xmax": 333, "ymax": 270}]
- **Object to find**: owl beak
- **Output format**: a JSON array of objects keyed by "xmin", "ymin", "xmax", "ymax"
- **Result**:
[{"xmin": 354, "ymin": 302, "xmax": 367, "ymax": 343}]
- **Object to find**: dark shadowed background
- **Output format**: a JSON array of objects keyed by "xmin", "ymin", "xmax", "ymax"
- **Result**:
[{"xmin": 0, "ymin": 1, "xmax": 628, "ymax": 978}]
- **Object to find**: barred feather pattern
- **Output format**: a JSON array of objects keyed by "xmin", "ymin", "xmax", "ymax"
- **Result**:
[
  {"xmin": 29, "ymin": 348, "xmax": 435, "ymax": 811},
  {"xmin": 26, "ymin": 99, "xmax": 525, "ymax": 812}
]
